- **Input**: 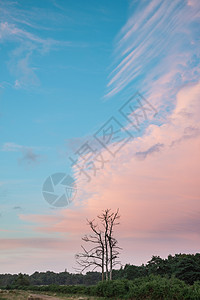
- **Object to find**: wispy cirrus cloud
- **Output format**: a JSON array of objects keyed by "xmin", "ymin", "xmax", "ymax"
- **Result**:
[
  {"xmin": 0, "ymin": 20, "xmax": 72, "ymax": 89},
  {"xmin": 0, "ymin": 21, "xmax": 72, "ymax": 48},
  {"xmin": 106, "ymin": 0, "xmax": 200, "ymax": 104},
  {"xmin": 2, "ymin": 142, "xmax": 22, "ymax": 152},
  {"xmin": 0, "ymin": 1, "xmax": 87, "ymax": 90}
]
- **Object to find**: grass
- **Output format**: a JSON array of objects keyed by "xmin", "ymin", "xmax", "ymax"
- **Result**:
[
  {"xmin": 0, "ymin": 290, "xmax": 29, "ymax": 300},
  {"xmin": 0, "ymin": 290, "xmax": 103, "ymax": 300}
]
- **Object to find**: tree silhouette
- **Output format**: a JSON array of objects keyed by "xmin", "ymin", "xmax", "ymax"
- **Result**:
[{"xmin": 75, "ymin": 208, "xmax": 121, "ymax": 281}]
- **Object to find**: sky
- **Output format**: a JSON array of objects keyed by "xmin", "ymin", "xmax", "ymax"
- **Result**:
[{"xmin": 0, "ymin": 0, "xmax": 200, "ymax": 274}]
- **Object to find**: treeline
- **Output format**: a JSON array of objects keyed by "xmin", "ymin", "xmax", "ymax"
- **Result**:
[
  {"xmin": 1, "ymin": 253, "xmax": 200, "ymax": 287},
  {"xmin": 0, "ymin": 271, "xmax": 101, "ymax": 287},
  {"xmin": 115, "ymin": 253, "xmax": 200, "ymax": 285}
]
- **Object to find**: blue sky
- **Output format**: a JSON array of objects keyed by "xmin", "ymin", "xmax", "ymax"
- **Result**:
[
  {"xmin": 0, "ymin": 0, "xmax": 200, "ymax": 274},
  {"xmin": 0, "ymin": 0, "xmax": 128, "ymax": 219}
]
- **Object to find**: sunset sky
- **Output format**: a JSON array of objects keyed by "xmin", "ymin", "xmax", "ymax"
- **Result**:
[{"xmin": 0, "ymin": 0, "xmax": 200, "ymax": 274}]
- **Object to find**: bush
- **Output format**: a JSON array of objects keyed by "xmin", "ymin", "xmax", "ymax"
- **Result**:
[
  {"xmin": 126, "ymin": 276, "xmax": 188, "ymax": 299},
  {"xmin": 6, "ymin": 276, "xmax": 200, "ymax": 299},
  {"xmin": 91, "ymin": 276, "xmax": 200, "ymax": 299},
  {"xmin": 94, "ymin": 279, "xmax": 129, "ymax": 298}
]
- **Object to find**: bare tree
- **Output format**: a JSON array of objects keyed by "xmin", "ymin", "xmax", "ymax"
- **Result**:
[
  {"xmin": 75, "ymin": 219, "xmax": 105, "ymax": 281},
  {"xmin": 98, "ymin": 209, "xmax": 121, "ymax": 280},
  {"xmin": 75, "ymin": 209, "xmax": 121, "ymax": 281}
]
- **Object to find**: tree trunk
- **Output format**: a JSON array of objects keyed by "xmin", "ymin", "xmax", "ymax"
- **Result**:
[
  {"xmin": 102, "ymin": 249, "xmax": 104, "ymax": 281},
  {"xmin": 105, "ymin": 233, "xmax": 109, "ymax": 280},
  {"xmin": 109, "ymin": 246, "xmax": 112, "ymax": 280}
]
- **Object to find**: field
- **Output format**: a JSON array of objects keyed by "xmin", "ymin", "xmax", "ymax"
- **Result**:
[{"xmin": 0, "ymin": 290, "xmax": 102, "ymax": 300}]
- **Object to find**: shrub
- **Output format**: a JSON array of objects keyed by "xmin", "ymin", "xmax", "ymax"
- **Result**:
[
  {"xmin": 94, "ymin": 279, "xmax": 129, "ymax": 298},
  {"xmin": 7, "ymin": 276, "xmax": 200, "ymax": 299}
]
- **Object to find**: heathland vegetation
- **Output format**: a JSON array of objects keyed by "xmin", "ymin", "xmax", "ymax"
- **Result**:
[{"xmin": 1, "ymin": 253, "xmax": 200, "ymax": 299}]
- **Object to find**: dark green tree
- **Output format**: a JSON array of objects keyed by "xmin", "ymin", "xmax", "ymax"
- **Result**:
[{"xmin": 13, "ymin": 273, "xmax": 30, "ymax": 287}]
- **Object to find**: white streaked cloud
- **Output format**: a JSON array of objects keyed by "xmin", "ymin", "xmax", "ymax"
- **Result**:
[
  {"xmin": 0, "ymin": 21, "xmax": 72, "ymax": 49},
  {"xmin": 0, "ymin": 1, "xmax": 87, "ymax": 90},
  {"xmin": 0, "ymin": 20, "xmax": 71, "ymax": 89},
  {"xmin": 2, "ymin": 142, "xmax": 23, "ymax": 152},
  {"xmin": 106, "ymin": 0, "xmax": 200, "ymax": 102}
]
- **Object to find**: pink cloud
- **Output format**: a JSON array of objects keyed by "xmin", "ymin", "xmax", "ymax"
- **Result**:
[
  {"xmin": 0, "ymin": 237, "xmax": 79, "ymax": 251},
  {"xmin": 12, "ymin": 82, "xmax": 200, "ymax": 271}
]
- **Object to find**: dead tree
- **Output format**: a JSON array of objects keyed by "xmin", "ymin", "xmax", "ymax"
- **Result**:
[
  {"xmin": 75, "ymin": 219, "xmax": 105, "ymax": 281},
  {"xmin": 75, "ymin": 209, "xmax": 121, "ymax": 281},
  {"xmin": 98, "ymin": 209, "xmax": 121, "ymax": 280}
]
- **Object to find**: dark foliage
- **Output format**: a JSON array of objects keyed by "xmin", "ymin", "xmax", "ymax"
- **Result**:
[
  {"xmin": 1, "ymin": 253, "xmax": 200, "ymax": 288},
  {"xmin": 4, "ymin": 276, "xmax": 200, "ymax": 299}
]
